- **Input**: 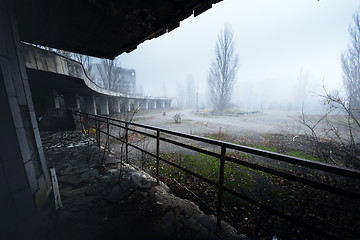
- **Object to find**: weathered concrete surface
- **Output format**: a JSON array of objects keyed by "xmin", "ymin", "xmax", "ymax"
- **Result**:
[
  {"xmin": 2, "ymin": 130, "xmax": 248, "ymax": 240},
  {"xmin": 0, "ymin": 1, "xmax": 51, "ymax": 232},
  {"xmin": 22, "ymin": 43, "xmax": 171, "ymax": 102}
]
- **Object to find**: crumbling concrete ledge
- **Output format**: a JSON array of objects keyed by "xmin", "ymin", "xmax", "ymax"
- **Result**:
[
  {"xmin": 107, "ymin": 164, "xmax": 249, "ymax": 240},
  {"xmin": 6, "ymin": 130, "xmax": 248, "ymax": 240}
]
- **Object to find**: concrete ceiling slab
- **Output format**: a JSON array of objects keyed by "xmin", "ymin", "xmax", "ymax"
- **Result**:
[{"xmin": 12, "ymin": 0, "xmax": 222, "ymax": 59}]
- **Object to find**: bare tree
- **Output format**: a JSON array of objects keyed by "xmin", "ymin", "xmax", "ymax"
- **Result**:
[
  {"xmin": 73, "ymin": 53, "xmax": 94, "ymax": 80},
  {"xmin": 97, "ymin": 59, "xmax": 121, "ymax": 91},
  {"xmin": 208, "ymin": 25, "xmax": 239, "ymax": 112},
  {"xmin": 300, "ymin": 86, "xmax": 360, "ymax": 169},
  {"xmin": 341, "ymin": 10, "xmax": 360, "ymax": 117}
]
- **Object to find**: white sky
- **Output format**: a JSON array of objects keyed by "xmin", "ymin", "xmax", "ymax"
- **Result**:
[{"xmin": 117, "ymin": 0, "xmax": 360, "ymax": 110}]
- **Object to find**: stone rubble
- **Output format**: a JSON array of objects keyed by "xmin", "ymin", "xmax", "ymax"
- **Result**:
[{"xmin": 8, "ymin": 130, "xmax": 248, "ymax": 240}]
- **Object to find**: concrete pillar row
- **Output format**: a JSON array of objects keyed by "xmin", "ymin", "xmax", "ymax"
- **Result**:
[
  {"xmin": 99, "ymin": 96, "xmax": 109, "ymax": 115},
  {"xmin": 162, "ymin": 100, "xmax": 165, "ymax": 109}
]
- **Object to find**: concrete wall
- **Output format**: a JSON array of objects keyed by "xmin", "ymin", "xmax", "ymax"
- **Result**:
[{"xmin": 0, "ymin": 1, "xmax": 51, "ymax": 231}]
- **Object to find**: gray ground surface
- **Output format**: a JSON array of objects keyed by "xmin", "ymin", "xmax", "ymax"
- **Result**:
[{"xmin": 133, "ymin": 109, "xmax": 308, "ymax": 139}]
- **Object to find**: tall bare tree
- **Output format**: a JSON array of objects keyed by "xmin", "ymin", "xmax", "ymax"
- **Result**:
[
  {"xmin": 208, "ymin": 26, "xmax": 239, "ymax": 112},
  {"xmin": 97, "ymin": 59, "xmax": 121, "ymax": 91},
  {"xmin": 341, "ymin": 10, "xmax": 360, "ymax": 117},
  {"xmin": 73, "ymin": 53, "xmax": 94, "ymax": 80}
]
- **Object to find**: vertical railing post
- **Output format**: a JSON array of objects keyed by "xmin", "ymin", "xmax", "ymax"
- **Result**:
[
  {"xmin": 217, "ymin": 145, "xmax": 226, "ymax": 227},
  {"xmin": 96, "ymin": 116, "xmax": 100, "ymax": 149},
  {"xmin": 156, "ymin": 130, "xmax": 160, "ymax": 184},
  {"xmin": 106, "ymin": 118, "xmax": 110, "ymax": 153},
  {"xmin": 125, "ymin": 123, "xmax": 128, "ymax": 163},
  {"xmin": 94, "ymin": 115, "xmax": 97, "ymax": 144}
]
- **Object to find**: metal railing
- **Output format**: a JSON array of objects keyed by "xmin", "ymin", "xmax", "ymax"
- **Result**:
[{"xmin": 75, "ymin": 111, "xmax": 360, "ymax": 239}]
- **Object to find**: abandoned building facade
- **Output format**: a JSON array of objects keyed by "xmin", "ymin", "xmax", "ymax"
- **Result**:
[{"xmin": 91, "ymin": 63, "xmax": 137, "ymax": 95}]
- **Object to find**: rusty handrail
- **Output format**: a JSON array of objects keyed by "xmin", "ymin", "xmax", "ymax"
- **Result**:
[{"xmin": 75, "ymin": 111, "xmax": 360, "ymax": 239}]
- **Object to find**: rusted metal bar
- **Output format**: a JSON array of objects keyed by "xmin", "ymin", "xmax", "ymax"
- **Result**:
[
  {"xmin": 156, "ymin": 130, "xmax": 160, "ymax": 184},
  {"xmin": 76, "ymin": 111, "xmax": 360, "ymax": 180},
  {"xmin": 106, "ymin": 118, "xmax": 110, "ymax": 153},
  {"xmin": 217, "ymin": 146, "xmax": 226, "ymax": 226},
  {"xmin": 73, "ymin": 111, "xmax": 358, "ymax": 239},
  {"xmin": 227, "ymin": 156, "xmax": 360, "ymax": 201},
  {"xmin": 159, "ymin": 136, "xmax": 220, "ymax": 158},
  {"xmin": 125, "ymin": 123, "xmax": 128, "ymax": 163},
  {"xmin": 160, "ymin": 156, "xmax": 218, "ymax": 187},
  {"xmin": 128, "ymin": 142, "xmax": 157, "ymax": 159},
  {"xmin": 223, "ymin": 186, "xmax": 338, "ymax": 240},
  {"xmin": 74, "ymin": 111, "xmax": 360, "ymax": 184}
]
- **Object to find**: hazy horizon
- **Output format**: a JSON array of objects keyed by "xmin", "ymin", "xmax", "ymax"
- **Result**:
[{"xmin": 109, "ymin": 0, "xmax": 360, "ymax": 113}]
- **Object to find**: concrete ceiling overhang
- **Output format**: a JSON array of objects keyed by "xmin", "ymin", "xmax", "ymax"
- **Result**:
[{"xmin": 12, "ymin": 0, "xmax": 222, "ymax": 59}]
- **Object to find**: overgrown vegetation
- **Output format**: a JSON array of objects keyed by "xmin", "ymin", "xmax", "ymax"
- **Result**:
[{"xmin": 300, "ymin": 87, "xmax": 360, "ymax": 169}]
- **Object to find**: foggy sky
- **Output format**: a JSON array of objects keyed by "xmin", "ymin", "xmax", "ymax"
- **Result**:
[{"xmin": 116, "ymin": 0, "xmax": 360, "ymax": 111}]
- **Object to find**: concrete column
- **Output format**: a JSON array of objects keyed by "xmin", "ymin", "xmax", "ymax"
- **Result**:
[
  {"xmin": 144, "ymin": 100, "xmax": 148, "ymax": 110},
  {"xmin": 76, "ymin": 95, "xmax": 81, "ymax": 109},
  {"xmin": 127, "ymin": 100, "xmax": 131, "ymax": 112},
  {"xmin": 0, "ymin": 0, "xmax": 51, "ymax": 230},
  {"xmin": 153, "ymin": 100, "xmax": 157, "ymax": 109},
  {"xmin": 162, "ymin": 100, "xmax": 165, "ymax": 109},
  {"xmin": 63, "ymin": 93, "xmax": 78, "ymax": 109},
  {"xmin": 85, "ymin": 95, "xmax": 97, "ymax": 115},
  {"xmin": 113, "ymin": 98, "xmax": 121, "ymax": 113},
  {"xmin": 99, "ymin": 96, "xmax": 109, "ymax": 115},
  {"xmin": 118, "ymin": 99, "xmax": 123, "ymax": 113},
  {"xmin": 134, "ymin": 99, "xmax": 139, "ymax": 110},
  {"xmin": 54, "ymin": 89, "xmax": 60, "ymax": 108}
]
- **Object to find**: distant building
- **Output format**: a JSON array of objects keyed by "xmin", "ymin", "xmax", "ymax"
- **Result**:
[
  {"xmin": 90, "ymin": 63, "xmax": 137, "ymax": 95},
  {"xmin": 118, "ymin": 67, "xmax": 136, "ymax": 95}
]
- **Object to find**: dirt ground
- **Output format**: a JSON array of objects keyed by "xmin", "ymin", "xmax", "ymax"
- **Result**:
[{"xmin": 133, "ymin": 109, "xmax": 311, "ymax": 141}]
